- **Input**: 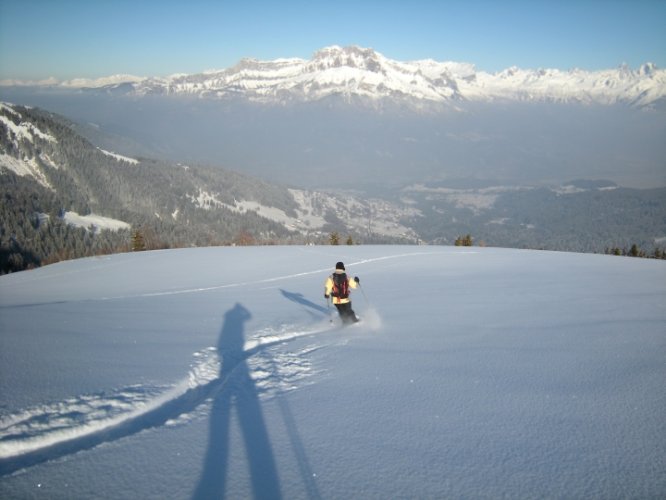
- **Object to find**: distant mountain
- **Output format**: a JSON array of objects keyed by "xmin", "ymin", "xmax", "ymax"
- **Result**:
[
  {"xmin": 10, "ymin": 46, "xmax": 665, "ymax": 108},
  {"xmin": 2, "ymin": 46, "xmax": 664, "ymax": 192}
]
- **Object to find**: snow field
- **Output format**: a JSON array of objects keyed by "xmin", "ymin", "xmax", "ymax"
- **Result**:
[{"xmin": 0, "ymin": 245, "xmax": 664, "ymax": 498}]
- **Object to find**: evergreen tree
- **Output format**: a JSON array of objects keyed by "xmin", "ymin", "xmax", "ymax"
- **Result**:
[
  {"xmin": 234, "ymin": 231, "xmax": 255, "ymax": 246},
  {"xmin": 132, "ymin": 230, "xmax": 146, "ymax": 252},
  {"xmin": 455, "ymin": 234, "xmax": 473, "ymax": 246}
]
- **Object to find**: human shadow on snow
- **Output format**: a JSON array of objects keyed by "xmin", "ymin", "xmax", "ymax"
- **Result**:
[
  {"xmin": 280, "ymin": 289, "xmax": 328, "ymax": 315},
  {"xmin": 0, "ymin": 305, "xmax": 274, "ymax": 482},
  {"xmin": 193, "ymin": 303, "xmax": 282, "ymax": 499},
  {"xmin": 0, "ymin": 305, "xmax": 275, "ymax": 490},
  {"xmin": 0, "ymin": 302, "xmax": 320, "ymax": 499}
]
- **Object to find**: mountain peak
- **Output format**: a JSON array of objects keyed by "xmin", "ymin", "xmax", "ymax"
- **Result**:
[
  {"xmin": 309, "ymin": 45, "xmax": 385, "ymax": 72},
  {"xmin": 6, "ymin": 46, "xmax": 665, "ymax": 108},
  {"xmin": 135, "ymin": 49, "xmax": 666, "ymax": 107},
  {"xmin": 639, "ymin": 62, "xmax": 657, "ymax": 76}
]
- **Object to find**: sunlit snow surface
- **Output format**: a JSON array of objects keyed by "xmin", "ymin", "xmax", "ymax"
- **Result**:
[{"xmin": 0, "ymin": 246, "xmax": 664, "ymax": 499}]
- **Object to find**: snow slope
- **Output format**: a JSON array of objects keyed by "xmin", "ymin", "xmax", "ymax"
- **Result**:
[{"xmin": 0, "ymin": 246, "xmax": 664, "ymax": 499}]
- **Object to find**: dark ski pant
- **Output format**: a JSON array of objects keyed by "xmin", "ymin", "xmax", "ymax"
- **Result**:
[{"xmin": 335, "ymin": 301, "xmax": 358, "ymax": 324}]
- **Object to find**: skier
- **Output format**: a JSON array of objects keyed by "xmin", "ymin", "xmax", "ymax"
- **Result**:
[{"xmin": 324, "ymin": 261, "xmax": 360, "ymax": 324}]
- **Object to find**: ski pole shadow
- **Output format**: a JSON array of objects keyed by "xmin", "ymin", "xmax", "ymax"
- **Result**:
[
  {"xmin": 265, "ymin": 359, "xmax": 322, "ymax": 500},
  {"xmin": 193, "ymin": 303, "xmax": 282, "ymax": 500},
  {"xmin": 0, "ymin": 302, "xmax": 321, "ymax": 487}
]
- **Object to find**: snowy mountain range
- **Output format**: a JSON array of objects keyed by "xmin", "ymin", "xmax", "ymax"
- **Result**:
[{"xmin": 3, "ymin": 46, "xmax": 665, "ymax": 108}]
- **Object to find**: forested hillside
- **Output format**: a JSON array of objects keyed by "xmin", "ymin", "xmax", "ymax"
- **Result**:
[
  {"xmin": 401, "ymin": 182, "xmax": 666, "ymax": 254},
  {"xmin": 2, "ymin": 102, "xmax": 665, "ymax": 274},
  {"xmin": 0, "ymin": 104, "xmax": 306, "ymax": 273},
  {"xmin": 1, "ymin": 103, "xmax": 420, "ymax": 274}
]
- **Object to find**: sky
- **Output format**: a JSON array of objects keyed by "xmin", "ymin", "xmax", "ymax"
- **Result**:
[{"xmin": 0, "ymin": 0, "xmax": 665, "ymax": 81}]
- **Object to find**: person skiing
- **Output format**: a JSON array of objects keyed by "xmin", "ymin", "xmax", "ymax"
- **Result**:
[{"xmin": 324, "ymin": 261, "xmax": 360, "ymax": 324}]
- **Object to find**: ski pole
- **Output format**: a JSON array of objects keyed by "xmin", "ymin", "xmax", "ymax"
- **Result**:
[
  {"xmin": 326, "ymin": 296, "xmax": 334, "ymax": 323},
  {"xmin": 358, "ymin": 283, "xmax": 370, "ymax": 305}
]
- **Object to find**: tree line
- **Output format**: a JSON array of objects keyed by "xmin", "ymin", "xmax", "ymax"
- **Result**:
[
  {"xmin": 605, "ymin": 244, "xmax": 666, "ymax": 259},
  {"xmin": 0, "ymin": 104, "xmax": 310, "ymax": 273},
  {"xmin": 406, "ymin": 186, "xmax": 666, "ymax": 254}
]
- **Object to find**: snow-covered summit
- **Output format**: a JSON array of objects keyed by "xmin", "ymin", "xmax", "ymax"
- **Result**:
[
  {"xmin": 5, "ymin": 46, "xmax": 664, "ymax": 107},
  {"xmin": 121, "ymin": 45, "xmax": 666, "ymax": 107},
  {"xmin": 128, "ymin": 45, "xmax": 663, "ymax": 106}
]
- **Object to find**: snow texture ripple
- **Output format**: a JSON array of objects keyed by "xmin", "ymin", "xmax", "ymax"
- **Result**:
[{"xmin": 0, "ymin": 245, "xmax": 664, "ymax": 499}]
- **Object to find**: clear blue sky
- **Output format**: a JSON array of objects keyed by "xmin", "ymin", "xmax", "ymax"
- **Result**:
[{"xmin": 1, "ymin": 0, "xmax": 665, "ymax": 80}]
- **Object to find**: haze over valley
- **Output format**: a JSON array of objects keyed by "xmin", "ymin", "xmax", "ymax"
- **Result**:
[{"xmin": 3, "ymin": 46, "xmax": 665, "ymax": 191}]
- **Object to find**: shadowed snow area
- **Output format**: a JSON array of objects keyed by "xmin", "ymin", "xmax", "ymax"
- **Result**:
[{"xmin": 0, "ymin": 245, "xmax": 664, "ymax": 499}]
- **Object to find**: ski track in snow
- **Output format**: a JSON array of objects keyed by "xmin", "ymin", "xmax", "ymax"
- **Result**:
[
  {"xmin": 3, "ymin": 249, "xmax": 469, "ymax": 306},
  {"xmin": 0, "ymin": 322, "xmax": 338, "ymax": 475},
  {"xmin": 101, "ymin": 251, "xmax": 448, "ymax": 300},
  {"xmin": 0, "ymin": 250, "xmax": 403, "ymax": 473}
]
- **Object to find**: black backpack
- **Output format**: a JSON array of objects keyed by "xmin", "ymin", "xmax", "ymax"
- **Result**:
[{"xmin": 331, "ymin": 273, "xmax": 349, "ymax": 299}]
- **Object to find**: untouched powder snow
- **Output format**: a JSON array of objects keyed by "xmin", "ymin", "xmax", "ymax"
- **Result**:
[{"xmin": 0, "ymin": 245, "xmax": 664, "ymax": 499}]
